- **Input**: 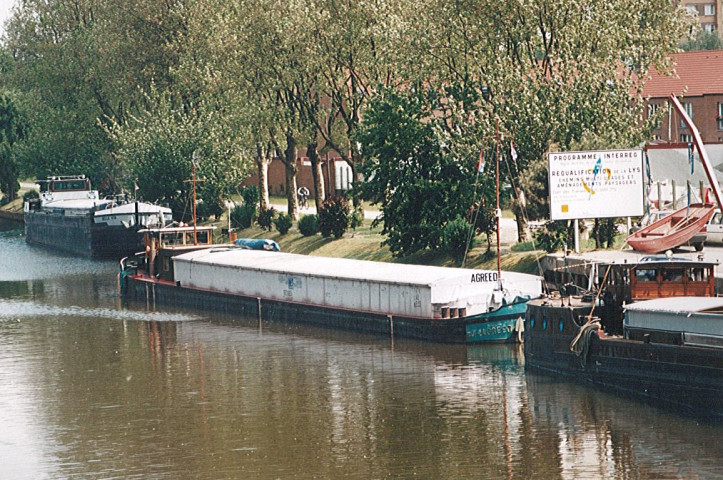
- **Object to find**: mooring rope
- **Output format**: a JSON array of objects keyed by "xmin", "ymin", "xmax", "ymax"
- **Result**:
[{"xmin": 569, "ymin": 319, "xmax": 601, "ymax": 367}]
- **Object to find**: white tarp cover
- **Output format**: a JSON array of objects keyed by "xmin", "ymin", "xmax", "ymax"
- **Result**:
[
  {"xmin": 172, "ymin": 248, "xmax": 542, "ymax": 318},
  {"xmin": 625, "ymin": 297, "xmax": 723, "ymax": 336}
]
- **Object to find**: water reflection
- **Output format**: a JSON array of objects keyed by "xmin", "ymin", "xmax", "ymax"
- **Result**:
[
  {"xmin": 0, "ymin": 220, "xmax": 720, "ymax": 479},
  {"xmin": 527, "ymin": 375, "xmax": 723, "ymax": 479}
]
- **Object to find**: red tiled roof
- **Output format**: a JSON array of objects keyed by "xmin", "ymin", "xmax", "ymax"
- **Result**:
[{"xmin": 643, "ymin": 50, "xmax": 723, "ymax": 98}]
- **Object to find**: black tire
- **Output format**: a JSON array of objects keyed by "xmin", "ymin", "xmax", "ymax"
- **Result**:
[{"xmin": 694, "ymin": 242, "xmax": 704, "ymax": 252}]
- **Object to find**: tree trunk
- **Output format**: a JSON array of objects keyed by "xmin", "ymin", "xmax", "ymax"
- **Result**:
[
  {"xmin": 307, "ymin": 141, "xmax": 324, "ymax": 210},
  {"xmin": 594, "ymin": 218, "xmax": 601, "ymax": 249},
  {"xmin": 349, "ymin": 150, "xmax": 364, "ymax": 214},
  {"xmin": 513, "ymin": 187, "xmax": 531, "ymax": 242},
  {"xmin": 283, "ymin": 134, "xmax": 299, "ymax": 220},
  {"xmin": 255, "ymin": 143, "xmax": 271, "ymax": 212}
]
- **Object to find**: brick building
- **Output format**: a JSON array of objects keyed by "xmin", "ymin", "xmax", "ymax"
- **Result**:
[
  {"xmin": 243, "ymin": 152, "xmax": 354, "ymax": 198},
  {"xmin": 643, "ymin": 49, "xmax": 723, "ymax": 143},
  {"xmin": 679, "ymin": 0, "xmax": 722, "ymax": 33}
]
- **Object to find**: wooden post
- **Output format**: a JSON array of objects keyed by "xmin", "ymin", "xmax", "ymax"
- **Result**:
[
  {"xmin": 257, "ymin": 297, "xmax": 262, "ymax": 327},
  {"xmin": 388, "ymin": 314, "xmax": 394, "ymax": 338}
]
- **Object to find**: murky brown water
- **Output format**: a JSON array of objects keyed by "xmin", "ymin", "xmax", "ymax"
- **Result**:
[{"xmin": 0, "ymin": 223, "xmax": 721, "ymax": 479}]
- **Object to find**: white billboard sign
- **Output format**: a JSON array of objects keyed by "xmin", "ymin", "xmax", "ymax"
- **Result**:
[{"xmin": 548, "ymin": 149, "xmax": 644, "ymax": 220}]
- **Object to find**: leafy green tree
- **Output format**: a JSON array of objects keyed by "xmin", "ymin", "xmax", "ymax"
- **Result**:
[
  {"xmin": 0, "ymin": 91, "xmax": 27, "ymax": 201},
  {"xmin": 397, "ymin": 0, "xmax": 691, "ymax": 240},
  {"xmin": 681, "ymin": 30, "xmax": 723, "ymax": 51},
  {"xmin": 2, "ymin": 0, "xmax": 188, "ymax": 187},
  {"xmin": 107, "ymin": 91, "xmax": 248, "ymax": 222},
  {"xmin": 358, "ymin": 88, "xmax": 488, "ymax": 256},
  {"xmin": 299, "ymin": 0, "xmax": 402, "ymax": 211}
]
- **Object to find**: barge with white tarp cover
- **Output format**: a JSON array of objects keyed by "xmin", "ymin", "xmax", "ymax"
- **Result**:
[{"xmin": 120, "ymin": 232, "xmax": 543, "ymax": 343}]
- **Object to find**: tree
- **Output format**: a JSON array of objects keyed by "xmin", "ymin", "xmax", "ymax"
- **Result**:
[
  {"xmin": 358, "ymin": 88, "xmax": 488, "ymax": 256},
  {"xmin": 396, "ymin": 0, "xmax": 691, "ymax": 241},
  {"xmin": 2, "ymin": 0, "xmax": 188, "ymax": 187},
  {"xmin": 0, "ymin": 91, "xmax": 27, "ymax": 201},
  {"xmin": 299, "ymin": 0, "xmax": 402, "ymax": 212},
  {"xmin": 681, "ymin": 30, "xmax": 723, "ymax": 51},
  {"xmin": 107, "ymin": 90, "xmax": 248, "ymax": 222}
]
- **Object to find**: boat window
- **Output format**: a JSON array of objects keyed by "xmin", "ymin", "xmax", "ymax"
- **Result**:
[
  {"xmin": 51, "ymin": 179, "xmax": 88, "ymax": 191},
  {"xmin": 661, "ymin": 268, "xmax": 684, "ymax": 282},
  {"xmin": 162, "ymin": 256, "xmax": 170, "ymax": 272},
  {"xmin": 197, "ymin": 231, "xmax": 210, "ymax": 244},
  {"xmin": 635, "ymin": 268, "xmax": 657, "ymax": 282},
  {"xmin": 689, "ymin": 267, "xmax": 709, "ymax": 282}
]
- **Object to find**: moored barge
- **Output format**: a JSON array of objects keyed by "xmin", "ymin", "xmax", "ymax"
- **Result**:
[
  {"xmin": 121, "ymin": 226, "xmax": 543, "ymax": 343},
  {"xmin": 524, "ymin": 256, "xmax": 722, "ymax": 419},
  {"xmin": 24, "ymin": 175, "xmax": 172, "ymax": 258}
]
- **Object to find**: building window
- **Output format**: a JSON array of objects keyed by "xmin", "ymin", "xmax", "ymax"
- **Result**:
[
  {"xmin": 681, "ymin": 102, "xmax": 693, "ymax": 128},
  {"xmin": 686, "ymin": 5, "xmax": 699, "ymax": 14},
  {"xmin": 682, "ymin": 134, "xmax": 693, "ymax": 142},
  {"xmin": 719, "ymin": 103, "xmax": 723, "ymax": 131},
  {"xmin": 703, "ymin": 23, "xmax": 716, "ymax": 33},
  {"xmin": 652, "ymin": 134, "xmax": 661, "ymax": 141},
  {"xmin": 704, "ymin": 4, "xmax": 716, "ymax": 16},
  {"xmin": 648, "ymin": 103, "xmax": 660, "ymax": 129}
]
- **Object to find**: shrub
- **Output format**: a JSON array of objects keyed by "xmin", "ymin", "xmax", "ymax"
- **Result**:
[
  {"xmin": 257, "ymin": 207, "xmax": 277, "ymax": 231},
  {"xmin": 533, "ymin": 220, "xmax": 568, "ymax": 253},
  {"xmin": 230, "ymin": 204, "xmax": 256, "ymax": 229},
  {"xmin": 230, "ymin": 185, "xmax": 260, "ymax": 230},
  {"xmin": 318, "ymin": 195, "xmax": 351, "ymax": 238},
  {"xmin": 23, "ymin": 190, "xmax": 39, "ymax": 201},
  {"xmin": 441, "ymin": 216, "xmax": 474, "ymax": 260},
  {"xmin": 298, "ymin": 214, "xmax": 319, "ymax": 236},
  {"xmin": 241, "ymin": 185, "xmax": 260, "ymax": 206},
  {"xmin": 274, "ymin": 213, "xmax": 293, "ymax": 234},
  {"xmin": 350, "ymin": 210, "xmax": 364, "ymax": 229},
  {"xmin": 511, "ymin": 241, "xmax": 535, "ymax": 252}
]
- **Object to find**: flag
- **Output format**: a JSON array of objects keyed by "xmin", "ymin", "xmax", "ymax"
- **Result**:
[
  {"xmin": 477, "ymin": 148, "xmax": 485, "ymax": 173},
  {"xmin": 510, "ymin": 141, "xmax": 518, "ymax": 161}
]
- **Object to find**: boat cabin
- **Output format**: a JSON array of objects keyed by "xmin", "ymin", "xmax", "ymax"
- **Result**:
[
  {"xmin": 555, "ymin": 256, "xmax": 717, "ymax": 335},
  {"xmin": 42, "ymin": 175, "xmax": 91, "ymax": 193},
  {"xmin": 594, "ymin": 256, "xmax": 716, "ymax": 304},
  {"xmin": 138, "ymin": 225, "xmax": 217, "ymax": 282},
  {"xmin": 26, "ymin": 175, "xmax": 100, "ymax": 212}
]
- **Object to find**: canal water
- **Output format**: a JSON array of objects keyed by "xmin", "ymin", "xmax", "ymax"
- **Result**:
[{"xmin": 0, "ymin": 222, "xmax": 721, "ymax": 479}]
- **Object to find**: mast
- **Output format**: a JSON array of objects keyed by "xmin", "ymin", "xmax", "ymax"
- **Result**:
[
  {"xmin": 192, "ymin": 151, "xmax": 199, "ymax": 245},
  {"xmin": 668, "ymin": 94, "xmax": 723, "ymax": 212},
  {"xmin": 495, "ymin": 120, "xmax": 502, "ymax": 287}
]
